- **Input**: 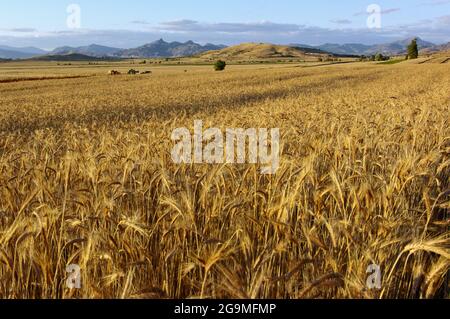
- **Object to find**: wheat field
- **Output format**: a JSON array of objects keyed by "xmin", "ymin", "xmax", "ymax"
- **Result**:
[{"xmin": 0, "ymin": 60, "xmax": 448, "ymax": 299}]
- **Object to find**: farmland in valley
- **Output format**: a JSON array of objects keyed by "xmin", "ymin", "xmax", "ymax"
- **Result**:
[{"xmin": 0, "ymin": 58, "xmax": 448, "ymax": 298}]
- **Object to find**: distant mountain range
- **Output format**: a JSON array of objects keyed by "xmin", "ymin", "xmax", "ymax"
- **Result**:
[
  {"xmin": 30, "ymin": 53, "xmax": 115, "ymax": 62},
  {"xmin": 49, "ymin": 39, "xmax": 226, "ymax": 58},
  {"xmin": 50, "ymin": 44, "xmax": 122, "ymax": 57},
  {"xmin": 0, "ymin": 37, "xmax": 448, "ymax": 60},
  {"xmin": 0, "ymin": 45, "xmax": 47, "ymax": 59},
  {"xmin": 291, "ymin": 37, "xmax": 437, "ymax": 56},
  {"xmin": 422, "ymin": 42, "xmax": 450, "ymax": 53},
  {"xmin": 115, "ymin": 39, "xmax": 226, "ymax": 58},
  {"xmin": 0, "ymin": 39, "xmax": 226, "ymax": 59}
]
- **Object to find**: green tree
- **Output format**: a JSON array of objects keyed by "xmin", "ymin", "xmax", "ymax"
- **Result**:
[
  {"xmin": 214, "ymin": 60, "xmax": 226, "ymax": 71},
  {"xmin": 407, "ymin": 39, "xmax": 419, "ymax": 60},
  {"xmin": 375, "ymin": 53, "xmax": 383, "ymax": 61}
]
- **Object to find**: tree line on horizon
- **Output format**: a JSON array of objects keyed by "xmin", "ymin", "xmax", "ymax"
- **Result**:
[{"xmin": 358, "ymin": 39, "xmax": 419, "ymax": 62}]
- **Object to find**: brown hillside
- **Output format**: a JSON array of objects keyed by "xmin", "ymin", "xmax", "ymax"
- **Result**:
[{"xmin": 200, "ymin": 42, "xmax": 328, "ymax": 61}]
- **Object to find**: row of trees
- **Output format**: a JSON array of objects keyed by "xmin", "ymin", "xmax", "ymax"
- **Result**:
[
  {"xmin": 213, "ymin": 39, "xmax": 420, "ymax": 69},
  {"xmin": 360, "ymin": 39, "xmax": 419, "ymax": 62},
  {"xmin": 360, "ymin": 53, "xmax": 390, "ymax": 61}
]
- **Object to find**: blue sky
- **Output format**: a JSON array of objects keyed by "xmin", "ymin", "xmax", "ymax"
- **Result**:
[{"xmin": 1, "ymin": 0, "xmax": 449, "ymax": 49}]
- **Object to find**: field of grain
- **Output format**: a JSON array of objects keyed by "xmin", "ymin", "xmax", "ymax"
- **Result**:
[{"xmin": 0, "ymin": 60, "xmax": 448, "ymax": 299}]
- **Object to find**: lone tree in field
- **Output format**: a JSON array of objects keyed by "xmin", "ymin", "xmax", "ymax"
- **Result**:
[
  {"xmin": 407, "ymin": 39, "xmax": 419, "ymax": 60},
  {"xmin": 214, "ymin": 60, "xmax": 226, "ymax": 71},
  {"xmin": 375, "ymin": 53, "xmax": 384, "ymax": 61}
]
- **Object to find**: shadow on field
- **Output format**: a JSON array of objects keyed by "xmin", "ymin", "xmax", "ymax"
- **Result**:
[{"xmin": 0, "ymin": 70, "xmax": 384, "ymax": 135}]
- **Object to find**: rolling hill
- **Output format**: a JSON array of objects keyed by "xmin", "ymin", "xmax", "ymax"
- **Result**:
[
  {"xmin": 421, "ymin": 41, "xmax": 450, "ymax": 54},
  {"xmin": 291, "ymin": 37, "xmax": 436, "ymax": 56},
  {"xmin": 200, "ymin": 43, "xmax": 330, "ymax": 60},
  {"xmin": 50, "ymin": 44, "xmax": 122, "ymax": 57},
  {"xmin": 4, "ymin": 37, "xmax": 447, "ymax": 61},
  {"xmin": 29, "ymin": 53, "xmax": 114, "ymax": 61}
]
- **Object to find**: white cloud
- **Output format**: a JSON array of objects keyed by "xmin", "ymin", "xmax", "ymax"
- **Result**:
[
  {"xmin": 157, "ymin": 20, "xmax": 303, "ymax": 34},
  {"xmin": 420, "ymin": 0, "xmax": 450, "ymax": 6},
  {"xmin": 1, "ymin": 16, "xmax": 449, "ymax": 49},
  {"xmin": 354, "ymin": 8, "xmax": 401, "ymax": 16},
  {"xmin": 437, "ymin": 15, "xmax": 450, "ymax": 25},
  {"xmin": 131, "ymin": 20, "xmax": 151, "ymax": 25},
  {"xmin": 330, "ymin": 19, "xmax": 352, "ymax": 25}
]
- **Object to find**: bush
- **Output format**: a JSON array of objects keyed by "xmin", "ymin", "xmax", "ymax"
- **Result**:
[
  {"xmin": 214, "ymin": 60, "xmax": 226, "ymax": 71},
  {"xmin": 375, "ymin": 53, "xmax": 390, "ymax": 61}
]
